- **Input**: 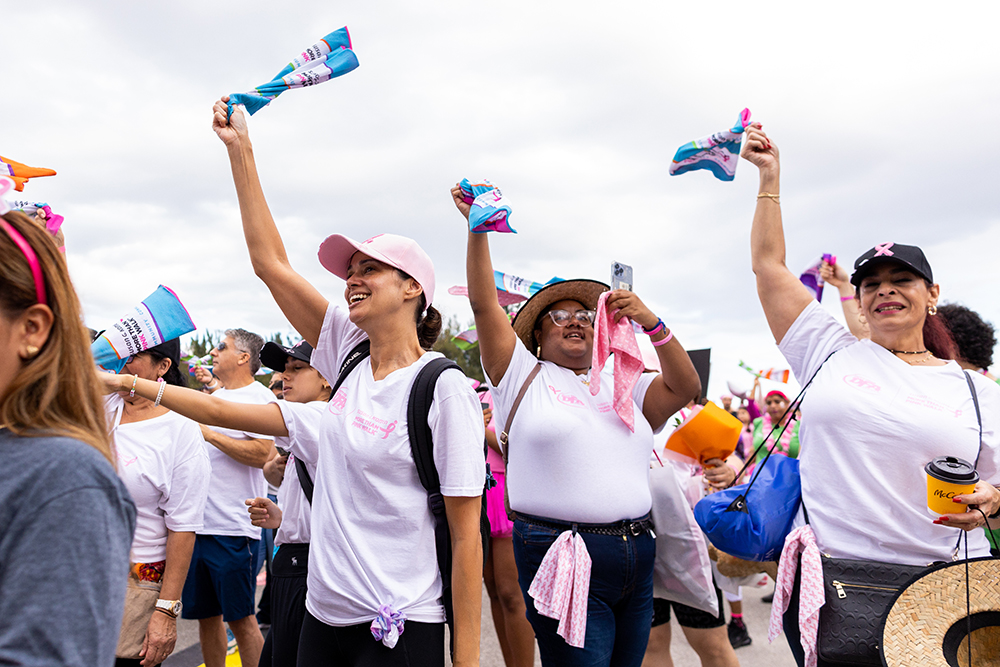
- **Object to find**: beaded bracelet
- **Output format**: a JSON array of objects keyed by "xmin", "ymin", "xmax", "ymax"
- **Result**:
[
  {"xmin": 840, "ymin": 296, "xmax": 854, "ymax": 302},
  {"xmin": 129, "ymin": 375, "xmax": 139, "ymax": 398},
  {"xmin": 154, "ymin": 378, "xmax": 166, "ymax": 407},
  {"xmin": 643, "ymin": 318, "xmax": 665, "ymax": 336},
  {"xmin": 651, "ymin": 331, "xmax": 674, "ymax": 347}
]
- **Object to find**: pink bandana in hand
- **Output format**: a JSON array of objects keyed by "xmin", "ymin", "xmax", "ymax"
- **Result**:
[
  {"xmin": 590, "ymin": 291, "xmax": 645, "ymax": 432},
  {"xmin": 769, "ymin": 525, "xmax": 825, "ymax": 667},
  {"xmin": 527, "ymin": 530, "xmax": 592, "ymax": 648}
]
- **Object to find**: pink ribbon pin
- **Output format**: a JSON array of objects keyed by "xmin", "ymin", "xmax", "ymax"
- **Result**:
[{"xmin": 873, "ymin": 242, "xmax": 895, "ymax": 257}]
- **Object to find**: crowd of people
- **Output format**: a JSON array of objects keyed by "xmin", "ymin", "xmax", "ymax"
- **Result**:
[{"xmin": 1, "ymin": 101, "xmax": 998, "ymax": 667}]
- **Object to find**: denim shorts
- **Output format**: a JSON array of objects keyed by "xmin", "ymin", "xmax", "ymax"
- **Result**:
[{"xmin": 512, "ymin": 514, "xmax": 655, "ymax": 666}]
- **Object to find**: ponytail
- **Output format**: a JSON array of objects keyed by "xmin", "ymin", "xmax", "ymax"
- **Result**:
[{"xmin": 417, "ymin": 302, "xmax": 442, "ymax": 350}]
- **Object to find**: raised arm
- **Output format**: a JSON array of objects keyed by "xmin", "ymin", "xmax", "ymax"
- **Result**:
[
  {"xmin": 741, "ymin": 124, "xmax": 814, "ymax": 343},
  {"xmin": 820, "ymin": 259, "xmax": 869, "ymax": 339},
  {"xmin": 213, "ymin": 98, "xmax": 329, "ymax": 346},
  {"xmin": 101, "ymin": 373, "xmax": 289, "ymax": 438},
  {"xmin": 451, "ymin": 185, "xmax": 517, "ymax": 385}
]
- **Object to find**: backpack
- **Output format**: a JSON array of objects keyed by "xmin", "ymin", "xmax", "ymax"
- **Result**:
[{"xmin": 303, "ymin": 340, "xmax": 492, "ymax": 647}]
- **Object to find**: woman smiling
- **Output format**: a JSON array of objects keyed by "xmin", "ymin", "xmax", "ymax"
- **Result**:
[{"xmin": 741, "ymin": 123, "xmax": 1000, "ymax": 666}]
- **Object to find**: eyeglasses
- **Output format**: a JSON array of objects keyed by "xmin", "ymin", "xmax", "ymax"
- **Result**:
[
  {"xmin": 0, "ymin": 217, "xmax": 48, "ymax": 306},
  {"xmin": 546, "ymin": 309, "xmax": 596, "ymax": 327}
]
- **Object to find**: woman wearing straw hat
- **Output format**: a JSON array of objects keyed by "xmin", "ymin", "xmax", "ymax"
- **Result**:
[
  {"xmin": 207, "ymin": 98, "xmax": 487, "ymax": 667},
  {"xmin": 0, "ymin": 204, "xmax": 136, "ymax": 665},
  {"xmin": 741, "ymin": 123, "xmax": 1000, "ymax": 666},
  {"xmin": 453, "ymin": 187, "xmax": 702, "ymax": 665}
]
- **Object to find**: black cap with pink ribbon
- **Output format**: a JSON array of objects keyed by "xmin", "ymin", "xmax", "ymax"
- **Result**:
[{"xmin": 850, "ymin": 242, "xmax": 934, "ymax": 287}]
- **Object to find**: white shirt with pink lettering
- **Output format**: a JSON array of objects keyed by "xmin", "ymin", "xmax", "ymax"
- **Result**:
[
  {"xmin": 308, "ymin": 304, "xmax": 486, "ymax": 626},
  {"xmin": 781, "ymin": 300, "xmax": 1000, "ymax": 564},
  {"xmin": 487, "ymin": 338, "xmax": 660, "ymax": 524}
]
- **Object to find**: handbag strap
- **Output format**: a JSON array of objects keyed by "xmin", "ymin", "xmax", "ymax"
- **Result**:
[
  {"xmin": 731, "ymin": 349, "xmax": 840, "ymax": 492},
  {"xmin": 498, "ymin": 363, "xmax": 542, "ymax": 464},
  {"xmin": 963, "ymin": 370, "xmax": 983, "ymax": 469}
]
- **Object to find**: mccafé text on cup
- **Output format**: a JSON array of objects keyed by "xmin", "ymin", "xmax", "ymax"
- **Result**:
[{"xmin": 925, "ymin": 456, "xmax": 979, "ymax": 516}]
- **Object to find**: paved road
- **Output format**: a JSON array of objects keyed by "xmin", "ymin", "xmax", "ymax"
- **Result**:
[{"xmin": 165, "ymin": 579, "xmax": 795, "ymax": 666}]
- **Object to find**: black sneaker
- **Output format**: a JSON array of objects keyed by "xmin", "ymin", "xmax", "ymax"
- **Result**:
[{"xmin": 728, "ymin": 618, "xmax": 752, "ymax": 649}]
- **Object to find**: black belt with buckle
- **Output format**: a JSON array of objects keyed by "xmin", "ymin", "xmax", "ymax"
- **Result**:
[{"xmin": 518, "ymin": 512, "xmax": 654, "ymax": 537}]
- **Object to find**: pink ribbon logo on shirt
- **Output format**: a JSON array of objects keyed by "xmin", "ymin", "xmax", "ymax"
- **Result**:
[
  {"xmin": 379, "ymin": 421, "xmax": 398, "ymax": 439},
  {"xmin": 873, "ymin": 242, "xmax": 895, "ymax": 257}
]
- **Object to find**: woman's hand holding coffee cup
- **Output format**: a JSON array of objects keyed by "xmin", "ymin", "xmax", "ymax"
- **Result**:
[{"xmin": 932, "ymin": 482, "xmax": 1000, "ymax": 531}]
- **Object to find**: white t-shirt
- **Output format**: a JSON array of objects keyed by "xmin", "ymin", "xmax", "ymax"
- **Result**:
[
  {"xmin": 781, "ymin": 301, "xmax": 1000, "ymax": 564},
  {"xmin": 106, "ymin": 395, "xmax": 211, "ymax": 562},
  {"xmin": 487, "ymin": 338, "xmax": 660, "ymax": 523},
  {"xmin": 274, "ymin": 401, "xmax": 324, "ymax": 546},
  {"xmin": 202, "ymin": 382, "xmax": 277, "ymax": 538},
  {"xmin": 308, "ymin": 304, "xmax": 486, "ymax": 625}
]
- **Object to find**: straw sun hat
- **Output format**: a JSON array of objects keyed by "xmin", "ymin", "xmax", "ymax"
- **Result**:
[
  {"xmin": 511, "ymin": 279, "xmax": 609, "ymax": 355},
  {"xmin": 881, "ymin": 557, "xmax": 1000, "ymax": 667}
]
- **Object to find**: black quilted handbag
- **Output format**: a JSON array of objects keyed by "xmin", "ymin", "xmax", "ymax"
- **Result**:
[{"xmin": 817, "ymin": 555, "xmax": 928, "ymax": 664}]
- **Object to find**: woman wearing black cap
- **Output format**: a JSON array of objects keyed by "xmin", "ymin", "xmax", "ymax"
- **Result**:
[
  {"xmin": 741, "ymin": 124, "xmax": 1000, "ymax": 666},
  {"xmin": 453, "ymin": 187, "xmax": 702, "ymax": 666},
  {"xmin": 107, "ymin": 338, "xmax": 211, "ymax": 666}
]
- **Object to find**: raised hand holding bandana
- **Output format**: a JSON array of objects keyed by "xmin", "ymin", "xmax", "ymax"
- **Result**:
[
  {"xmin": 459, "ymin": 178, "xmax": 516, "ymax": 233},
  {"xmin": 228, "ymin": 27, "xmax": 360, "ymax": 117},
  {"xmin": 799, "ymin": 253, "xmax": 836, "ymax": 301},
  {"xmin": 669, "ymin": 109, "xmax": 752, "ymax": 181},
  {"xmin": 0, "ymin": 155, "xmax": 57, "ymax": 192}
]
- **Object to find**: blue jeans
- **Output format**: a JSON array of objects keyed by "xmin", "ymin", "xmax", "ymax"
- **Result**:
[{"xmin": 512, "ymin": 515, "xmax": 655, "ymax": 667}]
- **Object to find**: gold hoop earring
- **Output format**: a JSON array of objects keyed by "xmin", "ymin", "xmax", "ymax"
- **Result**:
[
  {"xmin": 24, "ymin": 345, "xmax": 40, "ymax": 358},
  {"xmin": 928, "ymin": 305, "xmax": 938, "ymax": 316}
]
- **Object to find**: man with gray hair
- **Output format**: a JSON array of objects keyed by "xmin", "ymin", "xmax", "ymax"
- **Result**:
[{"xmin": 182, "ymin": 328, "xmax": 275, "ymax": 667}]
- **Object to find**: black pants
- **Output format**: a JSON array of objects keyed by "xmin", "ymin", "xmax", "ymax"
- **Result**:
[
  {"xmin": 260, "ymin": 543, "xmax": 309, "ymax": 667},
  {"xmin": 297, "ymin": 611, "xmax": 445, "ymax": 667}
]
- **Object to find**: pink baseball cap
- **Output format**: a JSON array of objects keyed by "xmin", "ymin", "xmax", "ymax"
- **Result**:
[{"xmin": 318, "ymin": 233, "xmax": 436, "ymax": 306}]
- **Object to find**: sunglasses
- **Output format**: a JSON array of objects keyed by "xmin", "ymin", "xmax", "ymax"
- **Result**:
[
  {"xmin": 546, "ymin": 309, "xmax": 596, "ymax": 327},
  {"xmin": 216, "ymin": 341, "xmax": 248, "ymax": 355}
]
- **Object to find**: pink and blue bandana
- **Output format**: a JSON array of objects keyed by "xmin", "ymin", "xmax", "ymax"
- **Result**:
[
  {"xmin": 459, "ymin": 178, "xmax": 515, "ymax": 234},
  {"xmin": 670, "ymin": 109, "xmax": 751, "ymax": 181}
]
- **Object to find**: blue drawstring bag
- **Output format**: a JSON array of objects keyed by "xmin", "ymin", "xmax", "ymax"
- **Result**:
[
  {"xmin": 694, "ymin": 454, "xmax": 801, "ymax": 562},
  {"xmin": 694, "ymin": 351, "xmax": 837, "ymax": 562}
]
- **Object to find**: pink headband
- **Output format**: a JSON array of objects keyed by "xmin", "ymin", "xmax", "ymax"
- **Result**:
[{"xmin": 0, "ymin": 217, "xmax": 48, "ymax": 306}]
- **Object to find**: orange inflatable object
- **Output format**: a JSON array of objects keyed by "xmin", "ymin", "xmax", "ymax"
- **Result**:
[
  {"xmin": 0, "ymin": 155, "xmax": 57, "ymax": 192},
  {"xmin": 665, "ymin": 401, "xmax": 742, "ymax": 464}
]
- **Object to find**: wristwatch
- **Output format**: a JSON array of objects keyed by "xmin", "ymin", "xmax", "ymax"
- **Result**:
[{"xmin": 155, "ymin": 599, "xmax": 182, "ymax": 618}]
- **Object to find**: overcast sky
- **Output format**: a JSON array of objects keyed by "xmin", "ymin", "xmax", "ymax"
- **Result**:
[{"xmin": 5, "ymin": 0, "xmax": 998, "ymax": 399}]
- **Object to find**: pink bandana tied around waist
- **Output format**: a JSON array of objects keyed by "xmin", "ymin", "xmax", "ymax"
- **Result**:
[
  {"xmin": 527, "ymin": 530, "xmax": 592, "ymax": 648},
  {"xmin": 769, "ymin": 525, "xmax": 825, "ymax": 667},
  {"xmin": 370, "ymin": 604, "xmax": 406, "ymax": 648},
  {"xmin": 590, "ymin": 291, "xmax": 644, "ymax": 432}
]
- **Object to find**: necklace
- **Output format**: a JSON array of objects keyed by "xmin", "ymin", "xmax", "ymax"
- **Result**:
[{"xmin": 888, "ymin": 349, "xmax": 929, "ymax": 355}]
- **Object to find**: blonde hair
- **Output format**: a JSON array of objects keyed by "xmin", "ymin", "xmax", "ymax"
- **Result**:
[{"xmin": 0, "ymin": 211, "xmax": 113, "ymax": 464}]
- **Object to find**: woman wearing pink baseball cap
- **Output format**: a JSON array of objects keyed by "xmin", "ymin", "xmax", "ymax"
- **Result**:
[{"xmin": 211, "ymin": 98, "xmax": 487, "ymax": 667}]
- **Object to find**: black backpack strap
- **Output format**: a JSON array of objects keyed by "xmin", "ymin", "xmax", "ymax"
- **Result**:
[
  {"xmin": 294, "ymin": 340, "xmax": 371, "ymax": 506},
  {"xmin": 295, "ymin": 456, "xmax": 315, "ymax": 504},
  {"xmin": 406, "ymin": 357, "xmax": 465, "ymax": 648}
]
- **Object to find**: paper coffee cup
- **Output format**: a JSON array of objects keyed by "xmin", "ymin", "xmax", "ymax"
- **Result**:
[{"xmin": 925, "ymin": 456, "xmax": 979, "ymax": 515}]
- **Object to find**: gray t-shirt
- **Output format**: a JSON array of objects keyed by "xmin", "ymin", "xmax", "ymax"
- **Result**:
[{"xmin": 0, "ymin": 428, "xmax": 136, "ymax": 666}]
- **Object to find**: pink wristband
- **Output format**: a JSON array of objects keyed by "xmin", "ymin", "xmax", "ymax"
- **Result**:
[
  {"xmin": 840, "ymin": 295, "xmax": 854, "ymax": 302},
  {"xmin": 651, "ymin": 330, "xmax": 674, "ymax": 347}
]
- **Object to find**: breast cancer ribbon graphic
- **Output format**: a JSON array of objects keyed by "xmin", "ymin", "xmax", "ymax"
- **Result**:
[
  {"xmin": 873, "ymin": 242, "xmax": 895, "ymax": 257},
  {"xmin": 228, "ymin": 27, "xmax": 359, "ymax": 117},
  {"xmin": 459, "ymin": 178, "xmax": 515, "ymax": 233},
  {"xmin": 669, "ymin": 109, "xmax": 752, "ymax": 181}
]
